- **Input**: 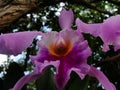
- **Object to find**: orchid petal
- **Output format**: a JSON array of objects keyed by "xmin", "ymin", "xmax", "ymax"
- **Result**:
[
  {"xmin": 12, "ymin": 60, "xmax": 60, "ymax": 90},
  {"xmin": 37, "ymin": 31, "xmax": 58, "ymax": 49},
  {"xmin": 72, "ymin": 64, "xmax": 90, "ymax": 79},
  {"xmin": 11, "ymin": 72, "xmax": 40, "ymax": 90},
  {"xmin": 60, "ymin": 29, "xmax": 84, "ymax": 44},
  {"xmin": 54, "ymin": 61, "xmax": 72, "ymax": 90},
  {"xmin": 88, "ymin": 67, "xmax": 116, "ymax": 90},
  {"xmin": 59, "ymin": 9, "xmax": 74, "ymax": 29},
  {"xmin": 0, "ymin": 31, "xmax": 42, "ymax": 55},
  {"xmin": 69, "ymin": 40, "xmax": 91, "ymax": 64},
  {"xmin": 76, "ymin": 18, "xmax": 101, "ymax": 37},
  {"xmin": 76, "ymin": 46, "xmax": 92, "ymax": 63},
  {"xmin": 99, "ymin": 15, "xmax": 120, "ymax": 52},
  {"xmin": 102, "ymin": 43, "xmax": 110, "ymax": 52},
  {"xmin": 33, "ymin": 60, "xmax": 60, "ymax": 73}
]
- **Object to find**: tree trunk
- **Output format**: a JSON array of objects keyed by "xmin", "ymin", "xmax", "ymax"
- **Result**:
[{"xmin": 0, "ymin": 0, "xmax": 38, "ymax": 31}]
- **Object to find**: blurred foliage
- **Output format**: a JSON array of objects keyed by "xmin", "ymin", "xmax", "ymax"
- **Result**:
[{"xmin": 0, "ymin": 1, "xmax": 120, "ymax": 90}]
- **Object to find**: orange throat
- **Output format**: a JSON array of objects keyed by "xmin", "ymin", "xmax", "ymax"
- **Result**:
[{"xmin": 49, "ymin": 38, "xmax": 73, "ymax": 57}]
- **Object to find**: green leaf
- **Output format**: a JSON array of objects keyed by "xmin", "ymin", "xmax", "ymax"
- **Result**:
[
  {"xmin": 65, "ymin": 72, "xmax": 90, "ymax": 90},
  {"xmin": 36, "ymin": 66, "xmax": 57, "ymax": 90}
]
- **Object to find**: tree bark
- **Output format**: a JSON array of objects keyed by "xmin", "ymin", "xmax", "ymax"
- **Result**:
[{"xmin": 0, "ymin": 0, "xmax": 38, "ymax": 31}]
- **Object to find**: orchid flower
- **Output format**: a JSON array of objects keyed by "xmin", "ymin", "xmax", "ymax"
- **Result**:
[
  {"xmin": 76, "ymin": 15, "xmax": 120, "ymax": 52},
  {"xmin": 0, "ymin": 9, "xmax": 116, "ymax": 90}
]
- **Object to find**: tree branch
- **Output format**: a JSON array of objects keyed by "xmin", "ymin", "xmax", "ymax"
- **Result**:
[
  {"xmin": 105, "ymin": 0, "xmax": 120, "ymax": 6},
  {"xmin": 95, "ymin": 54, "xmax": 120, "ymax": 67},
  {"xmin": 0, "ymin": 0, "xmax": 38, "ymax": 31},
  {"xmin": 0, "ymin": 0, "xmax": 14, "ymax": 7}
]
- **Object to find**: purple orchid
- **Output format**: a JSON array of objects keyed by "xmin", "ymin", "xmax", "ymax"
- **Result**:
[
  {"xmin": 76, "ymin": 15, "xmax": 120, "ymax": 52},
  {"xmin": 0, "ymin": 9, "xmax": 116, "ymax": 90}
]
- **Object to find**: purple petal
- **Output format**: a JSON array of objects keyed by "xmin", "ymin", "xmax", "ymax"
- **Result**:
[
  {"xmin": 0, "ymin": 31, "xmax": 42, "ymax": 55},
  {"xmin": 99, "ymin": 15, "xmax": 120, "ymax": 52},
  {"xmin": 12, "ymin": 60, "xmax": 60, "ymax": 90},
  {"xmin": 59, "ymin": 9, "xmax": 74, "ymax": 29},
  {"xmin": 102, "ymin": 43, "xmax": 110, "ymax": 52},
  {"xmin": 37, "ymin": 31, "xmax": 58, "ymax": 49},
  {"xmin": 60, "ymin": 29, "xmax": 84, "ymax": 44},
  {"xmin": 68, "ymin": 40, "xmax": 92, "ymax": 65},
  {"xmin": 76, "ymin": 45, "xmax": 92, "ymax": 63},
  {"xmin": 72, "ymin": 64, "xmax": 90, "ymax": 79},
  {"xmin": 76, "ymin": 18, "xmax": 101, "ymax": 37},
  {"xmin": 88, "ymin": 67, "xmax": 116, "ymax": 90},
  {"xmin": 11, "ymin": 72, "xmax": 41, "ymax": 90},
  {"xmin": 33, "ymin": 60, "xmax": 60, "ymax": 73},
  {"xmin": 114, "ymin": 33, "xmax": 120, "ymax": 51},
  {"xmin": 54, "ymin": 61, "xmax": 71, "ymax": 90}
]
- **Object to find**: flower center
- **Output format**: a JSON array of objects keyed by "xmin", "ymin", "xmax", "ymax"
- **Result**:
[{"xmin": 49, "ymin": 37, "xmax": 73, "ymax": 57}]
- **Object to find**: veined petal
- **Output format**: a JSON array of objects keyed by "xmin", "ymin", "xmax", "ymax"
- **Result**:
[
  {"xmin": 68, "ymin": 40, "xmax": 92, "ymax": 65},
  {"xmin": 60, "ymin": 29, "xmax": 84, "ymax": 44},
  {"xmin": 33, "ymin": 60, "xmax": 60, "ymax": 73},
  {"xmin": 0, "ymin": 31, "xmax": 42, "ymax": 55},
  {"xmin": 72, "ymin": 64, "xmax": 90, "ymax": 79},
  {"xmin": 54, "ymin": 63, "xmax": 90, "ymax": 90},
  {"xmin": 88, "ymin": 67, "xmax": 116, "ymax": 90},
  {"xmin": 59, "ymin": 9, "xmax": 74, "ymax": 29},
  {"xmin": 76, "ymin": 18, "xmax": 101, "ymax": 37},
  {"xmin": 37, "ymin": 31, "xmax": 58, "ymax": 49},
  {"xmin": 102, "ymin": 43, "xmax": 110, "ymax": 52},
  {"xmin": 54, "ymin": 62, "xmax": 71, "ymax": 90},
  {"xmin": 11, "ymin": 72, "xmax": 41, "ymax": 90},
  {"xmin": 99, "ymin": 15, "xmax": 120, "ymax": 52}
]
